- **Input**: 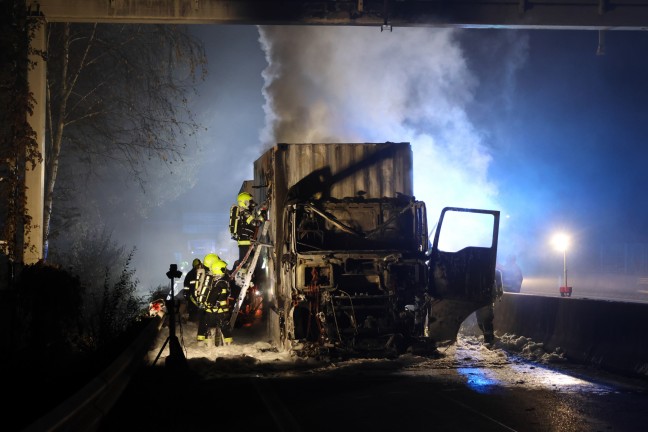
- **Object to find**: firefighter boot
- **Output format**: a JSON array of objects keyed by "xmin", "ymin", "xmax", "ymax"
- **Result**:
[
  {"xmin": 221, "ymin": 327, "xmax": 233, "ymax": 346},
  {"xmin": 196, "ymin": 334, "xmax": 207, "ymax": 347},
  {"xmin": 213, "ymin": 328, "xmax": 222, "ymax": 346},
  {"xmin": 483, "ymin": 332, "xmax": 495, "ymax": 347}
]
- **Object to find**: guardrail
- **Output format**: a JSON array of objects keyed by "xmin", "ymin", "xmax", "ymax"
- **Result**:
[{"xmin": 22, "ymin": 317, "xmax": 162, "ymax": 432}]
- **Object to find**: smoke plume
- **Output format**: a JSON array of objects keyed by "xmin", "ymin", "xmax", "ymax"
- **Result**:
[{"xmin": 258, "ymin": 25, "xmax": 500, "ymax": 238}]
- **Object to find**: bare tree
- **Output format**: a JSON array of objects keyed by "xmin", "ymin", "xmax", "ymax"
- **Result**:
[{"xmin": 44, "ymin": 23, "xmax": 206, "ymax": 255}]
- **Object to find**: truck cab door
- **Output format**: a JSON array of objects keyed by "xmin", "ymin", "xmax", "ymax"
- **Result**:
[{"xmin": 426, "ymin": 207, "xmax": 500, "ymax": 343}]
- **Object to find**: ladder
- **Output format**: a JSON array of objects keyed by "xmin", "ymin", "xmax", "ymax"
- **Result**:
[{"xmin": 229, "ymin": 222, "xmax": 270, "ymax": 329}]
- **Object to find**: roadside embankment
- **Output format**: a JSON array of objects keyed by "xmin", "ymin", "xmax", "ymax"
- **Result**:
[{"xmin": 22, "ymin": 317, "xmax": 162, "ymax": 432}]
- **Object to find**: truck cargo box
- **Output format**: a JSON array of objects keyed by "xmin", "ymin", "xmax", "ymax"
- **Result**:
[{"xmin": 250, "ymin": 142, "xmax": 413, "ymax": 213}]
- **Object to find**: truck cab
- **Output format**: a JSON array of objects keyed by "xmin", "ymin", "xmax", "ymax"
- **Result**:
[{"xmin": 281, "ymin": 195, "xmax": 429, "ymax": 351}]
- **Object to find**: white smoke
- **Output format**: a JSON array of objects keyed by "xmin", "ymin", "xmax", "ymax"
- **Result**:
[{"xmin": 257, "ymin": 25, "xmax": 500, "ymax": 230}]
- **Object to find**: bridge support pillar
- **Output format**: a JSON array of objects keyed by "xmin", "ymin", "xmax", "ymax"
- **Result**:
[{"xmin": 24, "ymin": 19, "xmax": 46, "ymax": 264}]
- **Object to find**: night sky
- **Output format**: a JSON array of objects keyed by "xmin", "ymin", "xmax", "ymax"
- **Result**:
[
  {"xmin": 469, "ymin": 30, "xmax": 648, "ymax": 271},
  {"xmin": 125, "ymin": 25, "xmax": 648, "ymax": 291}
]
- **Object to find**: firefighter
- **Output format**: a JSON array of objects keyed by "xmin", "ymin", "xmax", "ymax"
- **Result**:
[
  {"xmin": 476, "ymin": 268, "xmax": 504, "ymax": 346},
  {"xmin": 203, "ymin": 253, "xmax": 221, "ymax": 271},
  {"xmin": 194, "ymin": 259, "xmax": 234, "ymax": 345},
  {"xmin": 229, "ymin": 192, "xmax": 265, "ymax": 263},
  {"xmin": 476, "ymin": 304, "xmax": 495, "ymax": 346},
  {"xmin": 498, "ymin": 254, "xmax": 524, "ymax": 293},
  {"xmin": 183, "ymin": 258, "xmax": 204, "ymax": 322}
]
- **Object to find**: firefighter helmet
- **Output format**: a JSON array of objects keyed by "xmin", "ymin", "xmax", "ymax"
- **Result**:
[
  {"xmin": 192, "ymin": 258, "xmax": 201, "ymax": 269},
  {"xmin": 203, "ymin": 253, "xmax": 220, "ymax": 269},
  {"xmin": 211, "ymin": 259, "xmax": 228, "ymax": 276},
  {"xmin": 237, "ymin": 192, "xmax": 253, "ymax": 209}
]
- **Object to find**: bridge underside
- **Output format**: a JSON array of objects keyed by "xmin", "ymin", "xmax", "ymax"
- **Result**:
[{"xmin": 34, "ymin": 0, "xmax": 648, "ymax": 30}]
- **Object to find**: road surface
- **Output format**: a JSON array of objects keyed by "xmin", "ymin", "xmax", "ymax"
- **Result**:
[{"xmin": 99, "ymin": 322, "xmax": 648, "ymax": 432}]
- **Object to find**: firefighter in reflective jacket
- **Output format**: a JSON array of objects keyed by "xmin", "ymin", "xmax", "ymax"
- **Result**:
[
  {"xmin": 183, "ymin": 258, "xmax": 205, "ymax": 322},
  {"xmin": 192, "ymin": 259, "xmax": 234, "ymax": 345},
  {"xmin": 229, "ymin": 191, "xmax": 265, "ymax": 263},
  {"xmin": 184, "ymin": 254, "xmax": 222, "ymax": 323}
]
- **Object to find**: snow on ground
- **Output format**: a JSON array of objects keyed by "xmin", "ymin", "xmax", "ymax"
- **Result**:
[
  {"xmin": 145, "ymin": 313, "xmax": 645, "ymax": 395},
  {"xmin": 146, "ymin": 320, "xmax": 328, "ymax": 378},
  {"xmin": 415, "ymin": 334, "xmax": 609, "ymax": 393},
  {"xmin": 148, "ymin": 316, "xmax": 576, "ymax": 375}
]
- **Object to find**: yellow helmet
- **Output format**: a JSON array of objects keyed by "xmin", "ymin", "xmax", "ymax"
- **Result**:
[
  {"xmin": 203, "ymin": 253, "xmax": 220, "ymax": 269},
  {"xmin": 211, "ymin": 259, "xmax": 228, "ymax": 276},
  {"xmin": 237, "ymin": 192, "xmax": 253, "ymax": 209}
]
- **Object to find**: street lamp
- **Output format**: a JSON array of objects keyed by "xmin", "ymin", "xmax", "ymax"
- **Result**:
[{"xmin": 551, "ymin": 233, "xmax": 572, "ymax": 297}]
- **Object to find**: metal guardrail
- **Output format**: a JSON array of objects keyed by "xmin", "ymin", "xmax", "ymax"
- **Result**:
[{"xmin": 22, "ymin": 317, "xmax": 162, "ymax": 432}]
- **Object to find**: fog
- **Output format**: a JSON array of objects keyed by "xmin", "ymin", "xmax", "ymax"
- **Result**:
[{"xmin": 101, "ymin": 25, "xmax": 648, "ymax": 300}]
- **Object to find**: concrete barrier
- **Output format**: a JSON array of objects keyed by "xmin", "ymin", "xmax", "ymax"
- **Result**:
[{"xmin": 494, "ymin": 293, "xmax": 648, "ymax": 378}]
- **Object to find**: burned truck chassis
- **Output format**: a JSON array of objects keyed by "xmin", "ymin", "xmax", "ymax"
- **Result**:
[
  {"xmin": 277, "ymin": 196, "xmax": 431, "ymax": 356},
  {"xmin": 283, "ymin": 254, "xmax": 429, "ymax": 353}
]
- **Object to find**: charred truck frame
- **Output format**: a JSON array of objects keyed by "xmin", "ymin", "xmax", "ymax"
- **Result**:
[{"xmin": 242, "ymin": 142, "xmax": 500, "ymax": 355}]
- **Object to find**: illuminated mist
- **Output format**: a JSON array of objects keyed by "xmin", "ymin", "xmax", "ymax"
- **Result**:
[{"xmin": 126, "ymin": 26, "xmax": 648, "ymax": 301}]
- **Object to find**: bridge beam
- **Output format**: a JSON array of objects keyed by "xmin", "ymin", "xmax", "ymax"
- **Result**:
[{"xmin": 34, "ymin": 0, "xmax": 648, "ymax": 30}]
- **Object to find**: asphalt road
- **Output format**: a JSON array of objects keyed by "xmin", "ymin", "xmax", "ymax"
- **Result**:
[
  {"xmin": 518, "ymin": 274, "xmax": 648, "ymax": 304},
  {"xmin": 99, "ymin": 327, "xmax": 648, "ymax": 432}
]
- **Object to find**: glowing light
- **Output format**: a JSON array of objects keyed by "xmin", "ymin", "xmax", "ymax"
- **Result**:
[
  {"xmin": 551, "ymin": 232, "xmax": 570, "ymax": 252},
  {"xmin": 551, "ymin": 231, "xmax": 572, "ymax": 296}
]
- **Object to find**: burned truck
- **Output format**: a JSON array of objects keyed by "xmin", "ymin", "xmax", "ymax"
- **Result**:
[{"xmin": 242, "ymin": 142, "xmax": 499, "ymax": 354}]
